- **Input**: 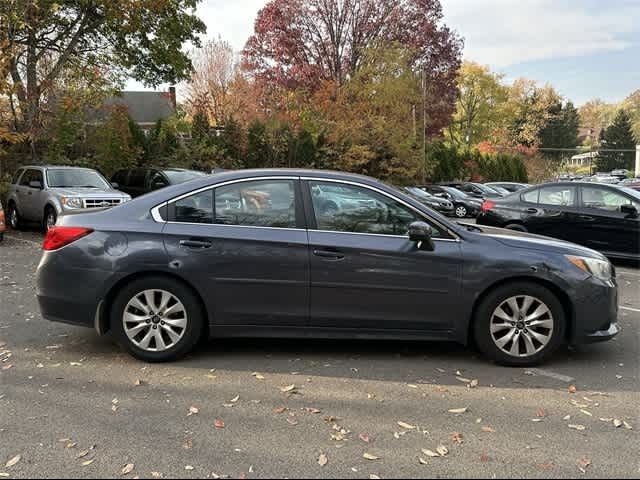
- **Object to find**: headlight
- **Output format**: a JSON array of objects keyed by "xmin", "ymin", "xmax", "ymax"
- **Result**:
[
  {"xmin": 566, "ymin": 255, "xmax": 612, "ymax": 282},
  {"xmin": 61, "ymin": 197, "xmax": 84, "ymax": 209}
]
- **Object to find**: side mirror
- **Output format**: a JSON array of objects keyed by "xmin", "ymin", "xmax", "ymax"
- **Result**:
[
  {"xmin": 29, "ymin": 180, "xmax": 42, "ymax": 189},
  {"xmin": 621, "ymin": 204, "xmax": 638, "ymax": 218},
  {"xmin": 408, "ymin": 221, "xmax": 435, "ymax": 251},
  {"xmin": 111, "ymin": 182, "xmax": 119, "ymax": 189}
]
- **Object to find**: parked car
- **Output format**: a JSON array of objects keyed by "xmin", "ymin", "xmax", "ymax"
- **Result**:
[
  {"xmin": 402, "ymin": 187, "xmax": 454, "ymax": 215},
  {"xmin": 420, "ymin": 185, "xmax": 483, "ymax": 218},
  {"xmin": 7, "ymin": 166, "xmax": 131, "ymax": 232},
  {"xmin": 610, "ymin": 169, "xmax": 630, "ymax": 181},
  {"xmin": 485, "ymin": 182, "xmax": 530, "ymax": 193},
  {"xmin": 587, "ymin": 174, "xmax": 620, "ymax": 184},
  {"xmin": 112, "ymin": 168, "xmax": 207, "ymax": 198},
  {"xmin": 36, "ymin": 169, "xmax": 620, "ymax": 366},
  {"xmin": 440, "ymin": 182, "xmax": 506, "ymax": 199},
  {"xmin": 476, "ymin": 182, "xmax": 640, "ymax": 260},
  {"xmin": 0, "ymin": 200, "xmax": 5, "ymax": 242}
]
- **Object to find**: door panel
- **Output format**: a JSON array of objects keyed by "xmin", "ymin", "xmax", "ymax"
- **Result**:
[
  {"xmin": 309, "ymin": 231, "xmax": 462, "ymax": 331},
  {"xmin": 305, "ymin": 180, "xmax": 462, "ymax": 331},
  {"xmin": 163, "ymin": 178, "xmax": 310, "ymax": 327},
  {"xmin": 579, "ymin": 186, "xmax": 640, "ymax": 256},
  {"xmin": 523, "ymin": 185, "xmax": 581, "ymax": 243}
]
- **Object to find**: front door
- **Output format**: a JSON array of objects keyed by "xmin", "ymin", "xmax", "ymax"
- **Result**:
[
  {"xmin": 162, "ymin": 178, "xmax": 310, "ymax": 328},
  {"xmin": 579, "ymin": 185, "xmax": 640, "ymax": 257},
  {"xmin": 305, "ymin": 180, "xmax": 462, "ymax": 333}
]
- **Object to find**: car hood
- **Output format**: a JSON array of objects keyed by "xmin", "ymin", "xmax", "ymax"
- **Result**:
[
  {"xmin": 49, "ymin": 187, "xmax": 129, "ymax": 198},
  {"xmin": 475, "ymin": 225, "xmax": 606, "ymax": 260}
]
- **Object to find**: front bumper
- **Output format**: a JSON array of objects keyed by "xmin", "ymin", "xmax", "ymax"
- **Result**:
[{"xmin": 570, "ymin": 277, "xmax": 620, "ymax": 345}]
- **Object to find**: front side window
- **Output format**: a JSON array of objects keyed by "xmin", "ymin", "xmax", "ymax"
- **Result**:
[
  {"xmin": 214, "ymin": 180, "xmax": 297, "ymax": 228},
  {"xmin": 173, "ymin": 190, "xmax": 213, "ymax": 224},
  {"xmin": 538, "ymin": 186, "xmax": 577, "ymax": 207},
  {"xmin": 310, "ymin": 181, "xmax": 443, "ymax": 237},
  {"xmin": 582, "ymin": 186, "xmax": 640, "ymax": 212},
  {"xmin": 20, "ymin": 169, "xmax": 43, "ymax": 187}
]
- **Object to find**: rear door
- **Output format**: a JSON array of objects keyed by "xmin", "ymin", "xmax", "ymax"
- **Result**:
[
  {"xmin": 162, "ymin": 177, "xmax": 310, "ymax": 328},
  {"xmin": 579, "ymin": 185, "xmax": 640, "ymax": 257},
  {"xmin": 522, "ymin": 185, "xmax": 581, "ymax": 243},
  {"xmin": 304, "ymin": 179, "xmax": 462, "ymax": 332}
]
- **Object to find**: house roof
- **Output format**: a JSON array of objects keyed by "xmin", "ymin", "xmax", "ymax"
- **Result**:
[{"xmin": 104, "ymin": 91, "xmax": 176, "ymax": 125}]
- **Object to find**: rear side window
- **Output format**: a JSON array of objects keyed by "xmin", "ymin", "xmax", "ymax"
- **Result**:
[
  {"xmin": 129, "ymin": 170, "xmax": 147, "ymax": 188},
  {"xmin": 538, "ymin": 186, "xmax": 577, "ymax": 207},
  {"xmin": 214, "ymin": 180, "xmax": 297, "ymax": 228},
  {"xmin": 521, "ymin": 188, "xmax": 539, "ymax": 203},
  {"xmin": 112, "ymin": 170, "xmax": 128, "ymax": 186},
  {"xmin": 173, "ymin": 190, "xmax": 213, "ymax": 224}
]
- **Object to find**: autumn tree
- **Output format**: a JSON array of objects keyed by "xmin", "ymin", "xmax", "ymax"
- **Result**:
[
  {"xmin": 188, "ymin": 37, "xmax": 239, "ymax": 126},
  {"xmin": 621, "ymin": 90, "xmax": 640, "ymax": 142},
  {"xmin": 447, "ymin": 61, "xmax": 509, "ymax": 147},
  {"xmin": 0, "ymin": 0, "xmax": 206, "ymax": 160},
  {"xmin": 243, "ymin": 0, "xmax": 463, "ymax": 135}
]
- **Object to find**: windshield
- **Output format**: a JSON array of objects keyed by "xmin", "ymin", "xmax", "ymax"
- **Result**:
[
  {"xmin": 476, "ymin": 183, "xmax": 501, "ymax": 194},
  {"xmin": 490, "ymin": 186, "xmax": 510, "ymax": 195},
  {"xmin": 47, "ymin": 169, "xmax": 110, "ymax": 189},
  {"xmin": 619, "ymin": 186, "xmax": 640, "ymax": 201},
  {"xmin": 441, "ymin": 186, "xmax": 469, "ymax": 200},
  {"xmin": 164, "ymin": 170, "xmax": 207, "ymax": 184}
]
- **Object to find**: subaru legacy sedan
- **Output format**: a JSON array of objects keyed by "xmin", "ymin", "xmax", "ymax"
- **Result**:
[{"xmin": 36, "ymin": 170, "xmax": 620, "ymax": 366}]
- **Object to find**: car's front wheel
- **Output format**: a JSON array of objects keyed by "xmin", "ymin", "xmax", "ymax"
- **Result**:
[
  {"xmin": 455, "ymin": 205, "xmax": 468, "ymax": 218},
  {"xmin": 43, "ymin": 206, "xmax": 57, "ymax": 233},
  {"xmin": 473, "ymin": 282, "xmax": 565, "ymax": 366},
  {"xmin": 111, "ymin": 277, "xmax": 205, "ymax": 362}
]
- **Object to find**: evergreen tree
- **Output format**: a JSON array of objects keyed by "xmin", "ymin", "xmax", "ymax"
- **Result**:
[
  {"xmin": 191, "ymin": 110, "xmax": 211, "ymax": 144},
  {"xmin": 246, "ymin": 120, "xmax": 270, "ymax": 169},
  {"xmin": 597, "ymin": 110, "xmax": 636, "ymax": 172}
]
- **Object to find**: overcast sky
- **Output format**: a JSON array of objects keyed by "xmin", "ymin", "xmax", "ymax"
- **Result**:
[{"xmin": 127, "ymin": 0, "xmax": 640, "ymax": 105}]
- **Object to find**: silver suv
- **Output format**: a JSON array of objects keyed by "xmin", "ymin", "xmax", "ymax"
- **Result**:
[{"xmin": 7, "ymin": 166, "xmax": 131, "ymax": 232}]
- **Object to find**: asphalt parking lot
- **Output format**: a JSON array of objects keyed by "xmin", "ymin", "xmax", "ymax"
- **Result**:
[{"xmin": 0, "ymin": 229, "xmax": 638, "ymax": 479}]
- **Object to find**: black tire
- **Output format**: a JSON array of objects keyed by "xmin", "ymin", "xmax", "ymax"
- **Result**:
[
  {"xmin": 473, "ymin": 282, "xmax": 566, "ymax": 367},
  {"xmin": 43, "ymin": 206, "xmax": 57, "ymax": 233},
  {"xmin": 454, "ymin": 204, "xmax": 468, "ymax": 218},
  {"xmin": 110, "ymin": 276, "xmax": 205, "ymax": 362},
  {"xmin": 7, "ymin": 202, "xmax": 21, "ymax": 231},
  {"xmin": 504, "ymin": 223, "xmax": 528, "ymax": 233}
]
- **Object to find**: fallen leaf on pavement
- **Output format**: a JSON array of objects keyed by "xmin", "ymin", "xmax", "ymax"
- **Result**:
[
  {"xmin": 452, "ymin": 432, "xmax": 464, "ymax": 445},
  {"xmin": 397, "ymin": 421, "xmax": 417, "ymax": 430},
  {"xmin": 77, "ymin": 450, "xmax": 90, "ymax": 458},
  {"xmin": 359, "ymin": 434, "xmax": 371, "ymax": 443},
  {"xmin": 469, "ymin": 379, "xmax": 479, "ymax": 388},
  {"xmin": 436, "ymin": 446, "xmax": 449, "ymax": 457},
  {"xmin": 536, "ymin": 409, "xmax": 547, "ymax": 418},
  {"xmin": 568, "ymin": 424, "xmax": 586, "ymax": 431},
  {"xmin": 318, "ymin": 454, "xmax": 328, "ymax": 467},
  {"xmin": 187, "ymin": 406, "xmax": 199, "ymax": 416},
  {"xmin": 286, "ymin": 417, "xmax": 299, "ymax": 426},
  {"xmin": 419, "ymin": 457, "xmax": 429, "ymax": 465},
  {"xmin": 121, "ymin": 464, "xmax": 134, "ymax": 475},
  {"xmin": 481, "ymin": 427, "xmax": 495, "ymax": 433},
  {"xmin": 214, "ymin": 419, "xmax": 225, "ymax": 429},
  {"xmin": 304, "ymin": 408, "xmax": 322, "ymax": 414},
  {"xmin": 5, "ymin": 456, "xmax": 21, "ymax": 468},
  {"xmin": 280, "ymin": 385, "xmax": 297, "ymax": 393},
  {"xmin": 538, "ymin": 463, "xmax": 554, "ymax": 471},
  {"xmin": 370, "ymin": 476, "xmax": 380, "ymax": 480},
  {"xmin": 577, "ymin": 457, "xmax": 591, "ymax": 474},
  {"xmin": 82, "ymin": 459, "xmax": 95, "ymax": 467},
  {"xmin": 480, "ymin": 454, "xmax": 491, "ymax": 463},
  {"xmin": 230, "ymin": 396, "xmax": 240, "ymax": 403},
  {"xmin": 422, "ymin": 449, "xmax": 439, "ymax": 458},
  {"xmin": 363, "ymin": 453, "xmax": 380, "ymax": 461},
  {"xmin": 448, "ymin": 408, "xmax": 468, "ymax": 414},
  {"xmin": 275, "ymin": 407, "xmax": 287, "ymax": 414},
  {"xmin": 568, "ymin": 385, "xmax": 577, "ymax": 394},
  {"xmin": 613, "ymin": 419, "xmax": 623, "ymax": 428},
  {"xmin": 252, "ymin": 372, "xmax": 265, "ymax": 380}
]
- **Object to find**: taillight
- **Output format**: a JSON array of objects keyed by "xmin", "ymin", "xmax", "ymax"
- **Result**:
[
  {"xmin": 481, "ymin": 200, "xmax": 496, "ymax": 213},
  {"xmin": 43, "ymin": 226, "xmax": 94, "ymax": 251}
]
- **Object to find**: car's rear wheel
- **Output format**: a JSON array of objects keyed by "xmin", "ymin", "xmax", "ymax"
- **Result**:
[
  {"xmin": 8, "ymin": 203, "xmax": 21, "ymax": 230},
  {"xmin": 473, "ymin": 282, "xmax": 565, "ymax": 366},
  {"xmin": 505, "ymin": 223, "xmax": 528, "ymax": 232},
  {"xmin": 111, "ymin": 277, "xmax": 205, "ymax": 362},
  {"xmin": 43, "ymin": 206, "xmax": 57, "ymax": 233},
  {"xmin": 455, "ymin": 205, "xmax": 468, "ymax": 218}
]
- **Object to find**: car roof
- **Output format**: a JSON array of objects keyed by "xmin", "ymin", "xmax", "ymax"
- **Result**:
[{"xmin": 19, "ymin": 165, "xmax": 97, "ymax": 171}]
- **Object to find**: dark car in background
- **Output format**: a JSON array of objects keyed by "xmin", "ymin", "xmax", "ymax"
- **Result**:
[
  {"xmin": 402, "ymin": 187, "xmax": 454, "ymax": 216},
  {"xmin": 441, "ymin": 182, "xmax": 506, "ymax": 199},
  {"xmin": 420, "ymin": 185, "xmax": 483, "ymax": 218},
  {"xmin": 112, "ymin": 168, "xmax": 207, "ymax": 198},
  {"xmin": 477, "ymin": 182, "xmax": 640, "ymax": 260},
  {"xmin": 485, "ymin": 182, "xmax": 530, "ymax": 193},
  {"xmin": 36, "ymin": 169, "xmax": 620, "ymax": 366}
]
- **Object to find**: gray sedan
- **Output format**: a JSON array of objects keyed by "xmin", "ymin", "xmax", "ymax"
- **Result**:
[{"xmin": 36, "ymin": 169, "xmax": 620, "ymax": 365}]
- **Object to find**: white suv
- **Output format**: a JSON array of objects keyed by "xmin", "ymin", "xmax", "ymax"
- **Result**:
[{"xmin": 7, "ymin": 166, "xmax": 131, "ymax": 232}]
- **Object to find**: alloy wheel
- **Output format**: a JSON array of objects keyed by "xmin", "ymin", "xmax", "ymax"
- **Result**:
[
  {"xmin": 123, "ymin": 290, "xmax": 188, "ymax": 352},
  {"xmin": 455, "ymin": 206, "xmax": 467, "ymax": 218},
  {"xmin": 46, "ymin": 212, "xmax": 57, "ymax": 231},
  {"xmin": 490, "ymin": 295, "xmax": 554, "ymax": 358},
  {"xmin": 9, "ymin": 207, "xmax": 18, "ymax": 229}
]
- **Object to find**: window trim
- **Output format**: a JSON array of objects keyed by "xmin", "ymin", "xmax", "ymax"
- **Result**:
[{"xmin": 151, "ymin": 175, "xmax": 460, "ymax": 241}]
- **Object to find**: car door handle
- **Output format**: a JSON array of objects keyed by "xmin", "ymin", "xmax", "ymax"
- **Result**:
[
  {"xmin": 526, "ymin": 208, "xmax": 538, "ymax": 214},
  {"xmin": 580, "ymin": 215, "xmax": 595, "ymax": 222},
  {"xmin": 313, "ymin": 249, "xmax": 345, "ymax": 261},
  {"xmin": 179, "ymin": 239, "xmax": 213, "ymax": 249}
]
